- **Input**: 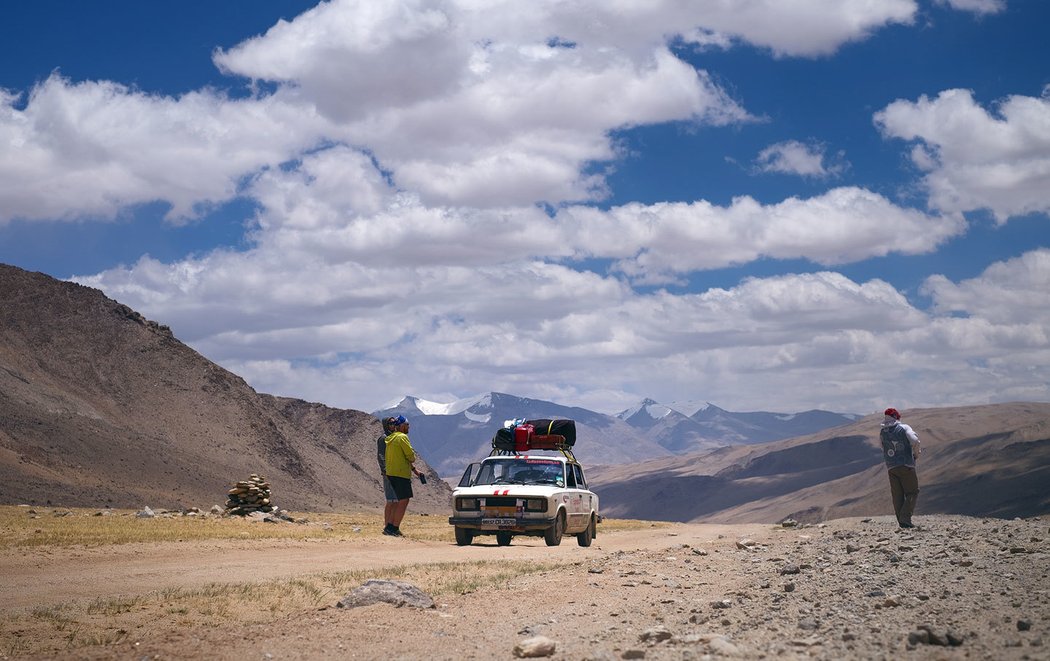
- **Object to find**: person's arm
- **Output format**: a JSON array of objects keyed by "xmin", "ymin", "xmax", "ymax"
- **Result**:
[
  {"xmin": 905, "ymin": 425, "xmax": 921, "ymax": 457},
  {"xmin": 403, "ymin": 438, "xmax": 422, "ymax": 476}
]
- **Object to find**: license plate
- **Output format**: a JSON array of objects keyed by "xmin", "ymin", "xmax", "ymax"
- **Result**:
[{"xmin": 482, "ymin": 518, "xmax": 517, "ymax": 526}]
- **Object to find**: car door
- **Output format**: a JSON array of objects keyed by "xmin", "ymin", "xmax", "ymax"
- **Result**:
[{"xmin": 563, "ymin": 462, "xmax": 587, "ymax": 531}]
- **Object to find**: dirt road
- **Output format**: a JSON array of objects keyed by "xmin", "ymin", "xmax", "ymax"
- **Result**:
[
  {"xmin": 1, "ymin": 522, "xmax": 761, "ymax": 612},
  {"xmin": 4, "ymin": 515, "xmax": 1049, "ymax": 660}
]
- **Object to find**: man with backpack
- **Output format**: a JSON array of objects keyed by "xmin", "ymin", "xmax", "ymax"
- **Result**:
[{"xmin": 880, "ymin": 407, "xmax": 922, "ymax": 529}]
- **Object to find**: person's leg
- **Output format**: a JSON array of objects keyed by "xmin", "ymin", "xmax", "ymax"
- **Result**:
[
  {"xmin": 897, "ymin": 467, "xmax": 919, "ymax": 527},
  {"xmin": 391, "ymin": 498, "xmax": 410, "ymax": 527},
  {"xmin": 888, "ymin": 468, "xmax": 906, "ymax": 526},
  {"xmin": 384, "ymin": 500, "xmax": 396, "ymax": 527}
]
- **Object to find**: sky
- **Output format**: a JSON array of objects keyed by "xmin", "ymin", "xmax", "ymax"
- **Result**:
[{"xmin": 2, "ymin": 0, "xmax": 1049, "ymax": 416}]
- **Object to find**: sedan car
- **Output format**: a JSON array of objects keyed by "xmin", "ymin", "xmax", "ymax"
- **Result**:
[{"xmin": 448, "ymin": 453, "xmax": 599, "ymax": 547}]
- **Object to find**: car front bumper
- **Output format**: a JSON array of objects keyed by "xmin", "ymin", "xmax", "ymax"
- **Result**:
[{"xmin": 448, "ymin": 515, "xmax": 558, "ymax": 531}]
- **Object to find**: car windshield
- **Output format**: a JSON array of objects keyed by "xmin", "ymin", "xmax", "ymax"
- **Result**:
[{"xmin": 474, "ymin": 458, "xmax": 565, "ymax": 487}]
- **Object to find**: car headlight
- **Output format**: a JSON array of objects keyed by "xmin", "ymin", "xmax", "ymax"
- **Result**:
[
  {"xmin": 524, "ymin": 499, "xmax": 547, "ymax": 512},
  {"xmin": 456, "ymin": 497, "xmax": 480, "ymax": 511}
]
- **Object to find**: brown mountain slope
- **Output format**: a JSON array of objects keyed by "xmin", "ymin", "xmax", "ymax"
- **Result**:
[
  {"xmin": 0, "ymin": 264, "xmax": 449, "ymax": 512},
  {"xmin": 590, "ymin": 401, "xmax": 1050, "ymax": 523}
]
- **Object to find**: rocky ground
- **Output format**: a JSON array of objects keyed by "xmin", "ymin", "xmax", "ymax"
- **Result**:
[{"xmin": 15, "ymin": 513, "xmax": 1040, "ymax": 660}]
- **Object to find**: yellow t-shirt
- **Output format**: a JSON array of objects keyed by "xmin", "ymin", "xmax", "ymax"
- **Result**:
[{"xmin": 384, "ymin": 431, "xmax": 416, "ymax": 479}]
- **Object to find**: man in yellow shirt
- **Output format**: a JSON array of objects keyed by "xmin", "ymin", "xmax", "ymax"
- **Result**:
[{"xmin": 384, "ymin": 415, "xmax": 424, "ymax": 537}]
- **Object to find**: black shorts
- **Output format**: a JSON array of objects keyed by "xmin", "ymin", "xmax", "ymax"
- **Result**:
[{"xmin": 388, "ymin": 475, "xmax": 413, "ymax": 500}]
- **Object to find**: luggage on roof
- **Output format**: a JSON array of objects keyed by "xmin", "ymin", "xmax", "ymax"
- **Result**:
[{"xmin": 490, "ymin": 418, "xmax": 577, "ymax": 451}]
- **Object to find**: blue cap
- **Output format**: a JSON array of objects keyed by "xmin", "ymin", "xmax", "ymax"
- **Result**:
[{"xmin": 394, "ymin": 415, "xmax": 408, "ymax": 425}]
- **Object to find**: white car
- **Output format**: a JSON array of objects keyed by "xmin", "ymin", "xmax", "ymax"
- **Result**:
[{"xmin": 448, "ymin": 453, "xmax": 599, "ymax": 547}]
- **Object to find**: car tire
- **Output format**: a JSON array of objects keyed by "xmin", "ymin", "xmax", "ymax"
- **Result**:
[
  {"xmin": 577, "ymin": 515, "xmax": 595, "ymax": 547},
  {"xmin": 496, "ymin": 531, "xmax": 513, "ymax": 546},
  {"xmin": 454, "ymin": 527, "xmax": 474, "ymax": 546},
  {"xmin": 544, "ymin": 511, "xmax": 565, "ymax": 547}
]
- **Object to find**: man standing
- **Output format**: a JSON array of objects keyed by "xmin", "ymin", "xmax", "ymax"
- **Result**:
[
  {"xmin": 880, "ymin": 407, "xmax": 922, "ymax": 529},
  {"xmin": 384, "ymin": 415, "xmax": 424, "ymax": 537},
  {"xmin": 377, "ymin": 416, "xmax": 399, "ymax": 535}
]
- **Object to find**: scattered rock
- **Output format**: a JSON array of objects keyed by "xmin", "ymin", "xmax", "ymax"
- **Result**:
[
  {"xmin": 639, "ymin": 626, "xmax": 672, "ymax": 643},
  {"xmin": 336, "ymin": 579, "xmax": 434, "ymax": 610},
  {"xmin": 136, "ymin": 506, "xmax": 155, "ymax": 518},
  {"xmin": 708, "ymin": 635, "xmax": 743, "ymax": 657},
  {"xmin": 513, "ymin": 635, "xmax": 556, "ymax": 658},
  {"xmin": 779, "ymin": 563, "xmax": 801, "ymax": 575}
]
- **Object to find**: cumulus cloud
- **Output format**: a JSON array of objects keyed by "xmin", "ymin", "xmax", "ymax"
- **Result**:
[
  {"xmin": 753, "ymin": 140, "xmax": 848, "ymax": 178},
  {"xmin": 875, "ymin": 88, "xmax": 1050, "ymax": 222},
  {"xmin": 922, "ymin": 248, "xmax": 1050, "ymax": 325},
  {"xmin": 561, "ymin": 187, "xmax": 965, "ymax": 282},
  {"xmin": 15, "ymin": 0, "xmax": 1049, "ymax": 414},
  {"xmin": 933, "ymin": 0, "xmax": 1005, "ymax": 15},
  {"xmin": 0, "ymin": 76, "xmax": 325, "ymax": 223},
  {"xmin": 1, "ymin": 0, "xmax": 922, "ymax": 221},
  {"xmin": 81, "ymin": 248, "xmax": 1050, "ymax": 415}
]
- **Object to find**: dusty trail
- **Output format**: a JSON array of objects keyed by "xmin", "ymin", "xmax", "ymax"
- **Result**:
[{"xmin": 0, "ymin": 522, "xmax": 764, "ymax": 612}]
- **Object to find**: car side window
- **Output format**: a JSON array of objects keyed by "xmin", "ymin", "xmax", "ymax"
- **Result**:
[
  {"xmin": 574, "ymin": 464, "xmax": 586, "ymax": 489},
  {"xmin": 566, "ymin": 464, "xmax": 577, "ymax": 488},
  {"xmin": 459, "ymin": 463, "xmax": 481, "ymax": 488}
]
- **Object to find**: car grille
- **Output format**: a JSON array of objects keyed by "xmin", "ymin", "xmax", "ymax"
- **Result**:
[{"xmin": 483, "ymin": 497, "xmax": 518, "ymax": 507}]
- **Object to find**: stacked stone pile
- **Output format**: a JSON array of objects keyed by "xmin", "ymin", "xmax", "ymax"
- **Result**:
[{"xmin": 224, "ymin": 474, "xmax": 274, "ymax": 515}]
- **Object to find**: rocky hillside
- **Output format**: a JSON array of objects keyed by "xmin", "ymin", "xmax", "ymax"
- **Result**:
[
  {"xmin": 591, "ymin": 401, "xmax": 1050, "ymax": 522},
  {"xmin": 0, "ymin": 264, "xmax": 449, "ymax": 512}
]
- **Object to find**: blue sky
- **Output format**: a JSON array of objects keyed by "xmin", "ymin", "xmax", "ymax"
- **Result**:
[{"xmin": 2, "ymin": 0, "xmax": 1048, "ymax": 416}]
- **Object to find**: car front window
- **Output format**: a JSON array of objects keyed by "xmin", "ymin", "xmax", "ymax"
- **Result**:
[{"xmin": 473, "ymin": 459, "xmax": 565, "ymax": 486}]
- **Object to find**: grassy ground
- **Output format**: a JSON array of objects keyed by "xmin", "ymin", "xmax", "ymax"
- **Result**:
[{"xmin": 0, "ymin": 506, "xmax": 661, "ymax": 657}]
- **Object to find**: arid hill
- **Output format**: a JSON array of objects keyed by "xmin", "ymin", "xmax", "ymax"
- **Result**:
[
  {"xmin": 0, "ymin": 264, "xmax": 449, "ymax": 513},
  {"xmin": 591, "ymin": 401, "xmax": 1050, "ymax": 522}
]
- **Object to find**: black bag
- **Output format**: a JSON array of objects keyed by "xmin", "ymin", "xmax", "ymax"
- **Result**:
[
  {"xmin": 491, "ymin": 426, "xmax": 515, "ymax": 451},
  {"xmin": 525, "ymin": 419, "xmax": 576, "ymax": 446}
]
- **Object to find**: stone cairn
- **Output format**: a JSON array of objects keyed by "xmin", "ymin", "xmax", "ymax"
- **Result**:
[{"xmin": 224, "ymin": 474, "xmax": 275, "ymax": 515}]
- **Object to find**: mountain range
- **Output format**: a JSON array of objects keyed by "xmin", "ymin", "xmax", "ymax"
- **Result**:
[
  {"xmin": 374, "ymin": 394, "xmax": 859, "ymax": 476},
  {"xmin": 2, "ymin": 263, "xmax": 1047, "ymax": 524},
  {"xmin": 592, "ymin": 401, "xmax": 1050, "ymax": 523}
]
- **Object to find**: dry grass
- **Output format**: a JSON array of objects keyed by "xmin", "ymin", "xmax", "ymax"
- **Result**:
[
  {"xmin": 2, "ymin": 558, "xmax": 567, "ymax": 657},
  {"xmin": 0, "ymin": 506, "xmax": 662, "ymax": 657},
  {"xmin": 0, "ymin": 505, "xmax": 660, "ymax": 549}
]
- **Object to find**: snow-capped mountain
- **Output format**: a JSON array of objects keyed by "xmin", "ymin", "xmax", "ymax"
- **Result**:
[
  {"xmin": 617, "ymin": 399, "xmax": 861, "ymax": 454},
  {"xmin": 374, "ymin": 392, "xmax": 671, "ymax": 476}
]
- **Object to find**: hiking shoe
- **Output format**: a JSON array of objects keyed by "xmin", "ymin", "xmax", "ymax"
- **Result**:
[
  {"xmin": 390, "ymin": 527, "xmax": 404, "ymax": 537},
  {"xmin": 382, "ymin": 524, "xmax": 396, "ymax": 536}
]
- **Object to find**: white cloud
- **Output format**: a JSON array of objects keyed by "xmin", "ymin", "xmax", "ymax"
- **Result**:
[
  {"xmin": 16, "ymin": 0, "xmax": 1049, "ymax": 416},
  {"xmin": 875, "ymin": 88, "xmax": 1050, "ymax": 222},
  {"xmin": 1, "ymin": 0, "xmax": 921, "ymax": 222},
  {"xmin": 933, "ymin": 0, "xmax": 1005, "ymax": 15},
  {"xmin": 561, "ymin": 187, "xmax": 965, "ymax": 281},
  {"xmin": 0, "ymin": 76, "xmax": 325, "ymax": 223},
  {"xmin": 921, "ymin": 248, "xmax": 1050, "ymax": 325},
  {"xmin": 81, "ymin": 251, "xmax": 1049, "ymax": 416},
  {"xmin": 753, "ymin": 140, "xmax": 848, "ymax": 178}
]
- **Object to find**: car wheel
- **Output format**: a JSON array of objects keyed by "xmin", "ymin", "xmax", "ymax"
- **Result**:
[
  {"xmin": 577, "ymin": 515, "xmax": 595, "ymax": 547},
  {"xmin": 544, "ymin": 511, "xmax": 565, "ymax": 546},
  {"xmin": 454, "ymin": 527, "xmax": 474, "ymax": 546},
  {"xmin": 496, "ymin": 531, "xmax": 513, "ymax": 546}
]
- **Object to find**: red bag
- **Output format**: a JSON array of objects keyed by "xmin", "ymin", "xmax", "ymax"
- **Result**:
[
  {"xmin": 513, "ymin": 424, "xmax": 533, "ymax": 452},
  {"xmin": 529, "ymin": 434, "xmax": 566, "ymax": 450}
]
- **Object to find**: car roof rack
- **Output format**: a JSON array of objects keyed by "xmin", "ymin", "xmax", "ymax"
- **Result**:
[{"xmin": 489, "ymin": 445, "xmax": 578, "ymax": 463}]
